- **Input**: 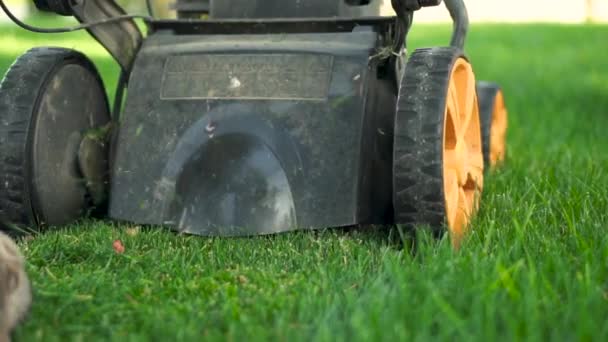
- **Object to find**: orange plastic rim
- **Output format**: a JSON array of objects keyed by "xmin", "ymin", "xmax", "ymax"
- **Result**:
[
  {"xmin": 443, "ymin": 58, "xmax": 484, "ymax": 246},
  {"xmin": 490, "ymin": 90, "xmax": 508, "ymax": 166}
]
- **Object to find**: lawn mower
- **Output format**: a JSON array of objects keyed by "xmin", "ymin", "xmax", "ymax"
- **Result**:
[{"xmin": 0, "ymin": 0, "xmax": 508, "ymax": 247}]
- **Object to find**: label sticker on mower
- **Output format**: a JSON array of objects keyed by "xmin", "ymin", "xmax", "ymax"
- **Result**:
[{"xmin": 160, "ymin": 54, "xmax": 333, "ymax": 101}]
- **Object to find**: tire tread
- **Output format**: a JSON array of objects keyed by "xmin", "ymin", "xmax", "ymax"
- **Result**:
[
  {"xmin": 0, "ymin": 47, "xmax": 91, "ymax": 233},
  {"xmin": 393, "ymin": 47, "xmax": 466, "ymax": 235}
]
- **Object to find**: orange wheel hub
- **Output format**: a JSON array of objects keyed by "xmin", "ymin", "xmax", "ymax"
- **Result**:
[
  {"xmin": 490, "ymin": 90, "xmax": 508, "ymax": 166},
  {"xmin": 442, "ymin": 58, "xmax": 484, "ymax": 243}
]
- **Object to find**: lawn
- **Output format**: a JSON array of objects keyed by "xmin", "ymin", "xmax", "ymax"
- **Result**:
[{"xmin": 1, "ymin": 15, "xmax": 608, "ymax": 341}]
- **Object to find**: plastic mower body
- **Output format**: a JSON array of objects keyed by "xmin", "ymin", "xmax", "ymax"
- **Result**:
[{"xmin": 0, "ymin": 0, "xmax": 508, "ymax": 246}]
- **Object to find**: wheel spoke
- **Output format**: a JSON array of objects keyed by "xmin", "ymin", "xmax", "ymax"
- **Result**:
[
  {"xmin": 444, "ymin": 149, "xmax": 459, "ymax": 172},
  {"xmin": 447, "ymin": 82, "xmax": 461, "ymax": 136},
  {"xmin": 459, "ymin": 187, "xmax": 472, "ymax": 219},
  {"xmin": 458, "ymin": 69, "xmax": 476, "ymax": 142},
  {"xmin": 445, "ymin": 169, "xmax": 459, "ymax": 228},
  {"xmin": 463, "ymin": 65, "xmax": 477, "ymax": 122},
  {"xmin": 467, "ymin": 152, "xmax": 484, "ymax": 188},
  {"xmin": 452, "ymin": 187, "xmax": 470, "ymax": 235}
]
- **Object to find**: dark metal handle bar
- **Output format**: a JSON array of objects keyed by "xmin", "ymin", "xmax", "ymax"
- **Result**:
[
  {"xmin": 391, "ymin": 0, "xmax": 469, "ymax": 51},
  {"xmin": 444, "ymin": 0, "xmax": 469, "ymax": 50}
]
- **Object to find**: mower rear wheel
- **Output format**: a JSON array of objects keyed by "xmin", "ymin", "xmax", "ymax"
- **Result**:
[
  {"xmin": 477, "ymin": 81, "xmax": 508, "ymax": 168},
  {"xmin": 393, "ymin": 47, "xmax": 484, "ymax": 246},
  {"xmin": 0, "ymin": 47, "xmax": 111, "ymax": 234}
]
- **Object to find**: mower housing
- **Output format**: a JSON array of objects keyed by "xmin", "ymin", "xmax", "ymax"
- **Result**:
[{"xmin": 109, "ymin": 17, "xmax": 401, "ymax": 235}]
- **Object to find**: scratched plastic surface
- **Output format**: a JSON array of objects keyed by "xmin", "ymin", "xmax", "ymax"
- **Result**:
[{"xmin": 108, "ymin": 28, "xmax": 397, "ymax": 235}]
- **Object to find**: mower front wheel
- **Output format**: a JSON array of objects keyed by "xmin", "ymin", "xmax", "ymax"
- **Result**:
[
  {"xmin": 0, "ymin": 47, "xmax": 111, "ymax": 235},
  {"xmin": 393, "ymin": 47, "xmax": 484, "ymax": 247}
]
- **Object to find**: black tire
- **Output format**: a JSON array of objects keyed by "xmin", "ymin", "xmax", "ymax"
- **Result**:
[
  {"xmin": 476, "ymin": 81, "xmax": 505, "ymax": 167},
  {"xmin": 393, "ymin": 47, "xmax": 482, "ymax": 237},
  {"xmin": 0, "ymin": 47, "xmax": 111, "ymax": 235}
]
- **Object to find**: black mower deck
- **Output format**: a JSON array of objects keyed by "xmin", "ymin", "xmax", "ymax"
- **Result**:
[{"xmin": 108, "ymin": 21, "xmax": 399, "ymax": 236}]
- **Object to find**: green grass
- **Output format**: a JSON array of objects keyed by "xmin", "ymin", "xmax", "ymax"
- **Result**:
[{"xmin": 2, "ymin": 18, "xmax": 608, "ymax": 341}]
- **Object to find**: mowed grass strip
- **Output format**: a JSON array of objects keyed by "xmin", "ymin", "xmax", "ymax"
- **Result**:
[{"xmin": 0, "ymin": 20, "xmax": 607, "ymax": 341}]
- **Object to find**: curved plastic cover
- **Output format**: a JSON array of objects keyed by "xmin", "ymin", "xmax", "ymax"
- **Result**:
[{"xmin": 109, "ymin": 30, "xmax": 377, "ymax": 236}]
